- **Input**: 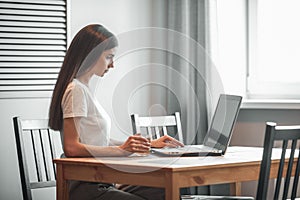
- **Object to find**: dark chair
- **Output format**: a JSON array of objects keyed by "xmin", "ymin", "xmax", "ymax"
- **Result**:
[
  {"xmin": 13, "ymin": 116, "xmax": 63, "ymax": 200},
  {"xmin": 131, "ymin": 112, "xmax": 184, "ymax": 143},
  {"xmin": 256, "ymin": 122, "xmax": 300, "ymax": 199}
]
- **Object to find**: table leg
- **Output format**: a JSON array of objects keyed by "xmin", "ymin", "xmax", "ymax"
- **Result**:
[
  {"xmin": 165, "ymin": 172, "xmax": 180, "ymax": 200},
  {"xmin": 165, "ymin": 185, "xmax": 180, "ymax": 200},
  {"xmin": 230, "ymin": 182, "xmax": 242, "ymax": 196},
  {"xmin": 56, "ymin": 163, "xmax": 69, "ymax": 200}
]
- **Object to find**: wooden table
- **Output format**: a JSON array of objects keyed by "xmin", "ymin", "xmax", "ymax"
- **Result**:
[{"xmin": 54, "ymin": 146, "xmax": 287, "ymax": 200}]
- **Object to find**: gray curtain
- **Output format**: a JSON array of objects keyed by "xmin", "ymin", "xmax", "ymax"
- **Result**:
[
  {"xmin": 162, "ymin": 0, "xmax": 229, "ymax": 196},
  {"xmin": 165, "ymin": 0, "xmax": 208, "ymax": 145},
  {"xmin": 165, "ymin": 0, "xmax": 209, "ymax": 195}
]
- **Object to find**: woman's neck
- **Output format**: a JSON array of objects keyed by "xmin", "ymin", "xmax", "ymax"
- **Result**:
[{"xmin": 76, "ymin": 73, "xmax": 92, "ymax": 86}]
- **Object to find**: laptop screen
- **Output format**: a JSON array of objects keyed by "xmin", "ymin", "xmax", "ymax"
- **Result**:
[{"xmin": 203, "ymin": 94, "xmax": 242, "ymax": 154}]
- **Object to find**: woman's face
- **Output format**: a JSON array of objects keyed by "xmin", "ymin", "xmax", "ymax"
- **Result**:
[{"xmin": 92, "ymin": 48, "xmax": 116, "ymax": 77}]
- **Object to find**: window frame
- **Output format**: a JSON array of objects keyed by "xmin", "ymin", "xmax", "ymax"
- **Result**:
[
  {"xmin": 0, "ymin": 0, "xmax": 69, "ymax": 99},
  {"xmin": 246, "ymin": 0, "xmax": 300, "ymax": 101}
]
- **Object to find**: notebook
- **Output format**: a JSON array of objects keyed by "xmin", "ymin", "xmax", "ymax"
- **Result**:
[{"xmin": 152, "ymin": 94, "xmax": 242, "ymax": 157}]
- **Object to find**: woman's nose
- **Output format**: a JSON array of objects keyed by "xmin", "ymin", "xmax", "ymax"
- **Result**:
[{"xmin": 108, "ymin": 61, "xmax": 114, "ymax": 68}]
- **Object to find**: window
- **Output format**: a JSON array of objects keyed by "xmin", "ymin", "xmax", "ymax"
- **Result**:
[
  {"xmin": 0, "ymin": 0, "xmax": 67, "ymax": 98},
  {"xmin": 247, "ymin": 0, "xmax": 300, "ymax": 100}
]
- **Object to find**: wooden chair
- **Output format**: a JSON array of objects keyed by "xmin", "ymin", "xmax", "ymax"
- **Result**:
[
  {"xmin": 181, "ymin": 122, "xmax": 300, "ymax": 200},
  {"xmin": 13, "ymin": 116, "xmax": 62, "ymax": 200},
  {"xmin": 131, "ymin": 112, "xmax": 184, "ymax": 143}
]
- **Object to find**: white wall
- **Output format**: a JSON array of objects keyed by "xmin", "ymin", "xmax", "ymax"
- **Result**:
[{"xmin": 70, "ymin": 0, "xmax": 153, "ymax": 37}]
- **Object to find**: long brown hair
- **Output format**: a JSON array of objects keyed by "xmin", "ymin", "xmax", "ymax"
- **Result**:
[{"xmin": 49, "ymin": 24, "xmax": 118, "ymax": 130}]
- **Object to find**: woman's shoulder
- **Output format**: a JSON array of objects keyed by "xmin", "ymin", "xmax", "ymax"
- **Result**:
[
  {"xmin": 66, "ymin": 79, "xmax": 86, "ymax": 92},
  {"xmin": 63, "ymin": 79, "xmax": 87, "ymax": 100},
  {"xmin": 61, "ymin": 79, "xmax": 89, "ymax": 108}
]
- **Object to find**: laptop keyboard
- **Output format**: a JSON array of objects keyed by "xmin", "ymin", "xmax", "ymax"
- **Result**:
[{"xmin": 175, "ymin": 145, "xmax": 215, "ymax": 152}]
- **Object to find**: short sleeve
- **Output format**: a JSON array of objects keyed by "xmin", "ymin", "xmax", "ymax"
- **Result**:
[{"xmin": 61, "ymin": 82, "xmax": 87, "ymax": 118}]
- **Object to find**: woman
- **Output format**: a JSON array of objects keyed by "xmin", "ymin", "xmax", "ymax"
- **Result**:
[{"xmin": 49, "ymin": 24, "xmax": 183, "ymax": 200}]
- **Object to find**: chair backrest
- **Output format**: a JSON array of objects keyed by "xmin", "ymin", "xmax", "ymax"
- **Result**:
[
  {"xmin": 256, "ymin": 122, "xmax": 300, "ymax": 200},
  {"xmin": 131, "ymin": 112, "xmax": 184, "ymax": 143},
  {"xmin": 13, "ymin": 116, "xmax": 62, "ymax": 200}
]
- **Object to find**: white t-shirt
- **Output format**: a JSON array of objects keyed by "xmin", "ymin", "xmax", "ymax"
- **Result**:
[{"xmin": 61, "ymin": 79, "xmax": 111, "ymax": 147}]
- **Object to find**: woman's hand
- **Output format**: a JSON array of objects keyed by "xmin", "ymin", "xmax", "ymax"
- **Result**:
[
  {"xmin": 118, "ymin": 135, "xmax": 151, "ymax": 154},
  {"xmin": 151, "ymin": 135, "xmax": 184, "ymax": 148}
]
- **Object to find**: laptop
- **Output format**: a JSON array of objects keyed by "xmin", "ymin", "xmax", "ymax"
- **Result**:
[{"xmin": 152, "ymin": 94, "xmax": 242, "ymax": 157}]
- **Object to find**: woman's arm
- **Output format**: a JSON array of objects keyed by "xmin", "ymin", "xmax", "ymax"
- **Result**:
[
  {"xmin": 109, "ymin": 138, "xmax": 124, "ymax": 146},
  {"xmin": 63, "ymin": 117, "xmax": 150, "ymax": 157}
]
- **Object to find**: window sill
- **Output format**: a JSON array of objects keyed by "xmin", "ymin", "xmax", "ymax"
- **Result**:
[{"xmin": 241, "ymin": 99, "xmax": 300, "ymax": 109}]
